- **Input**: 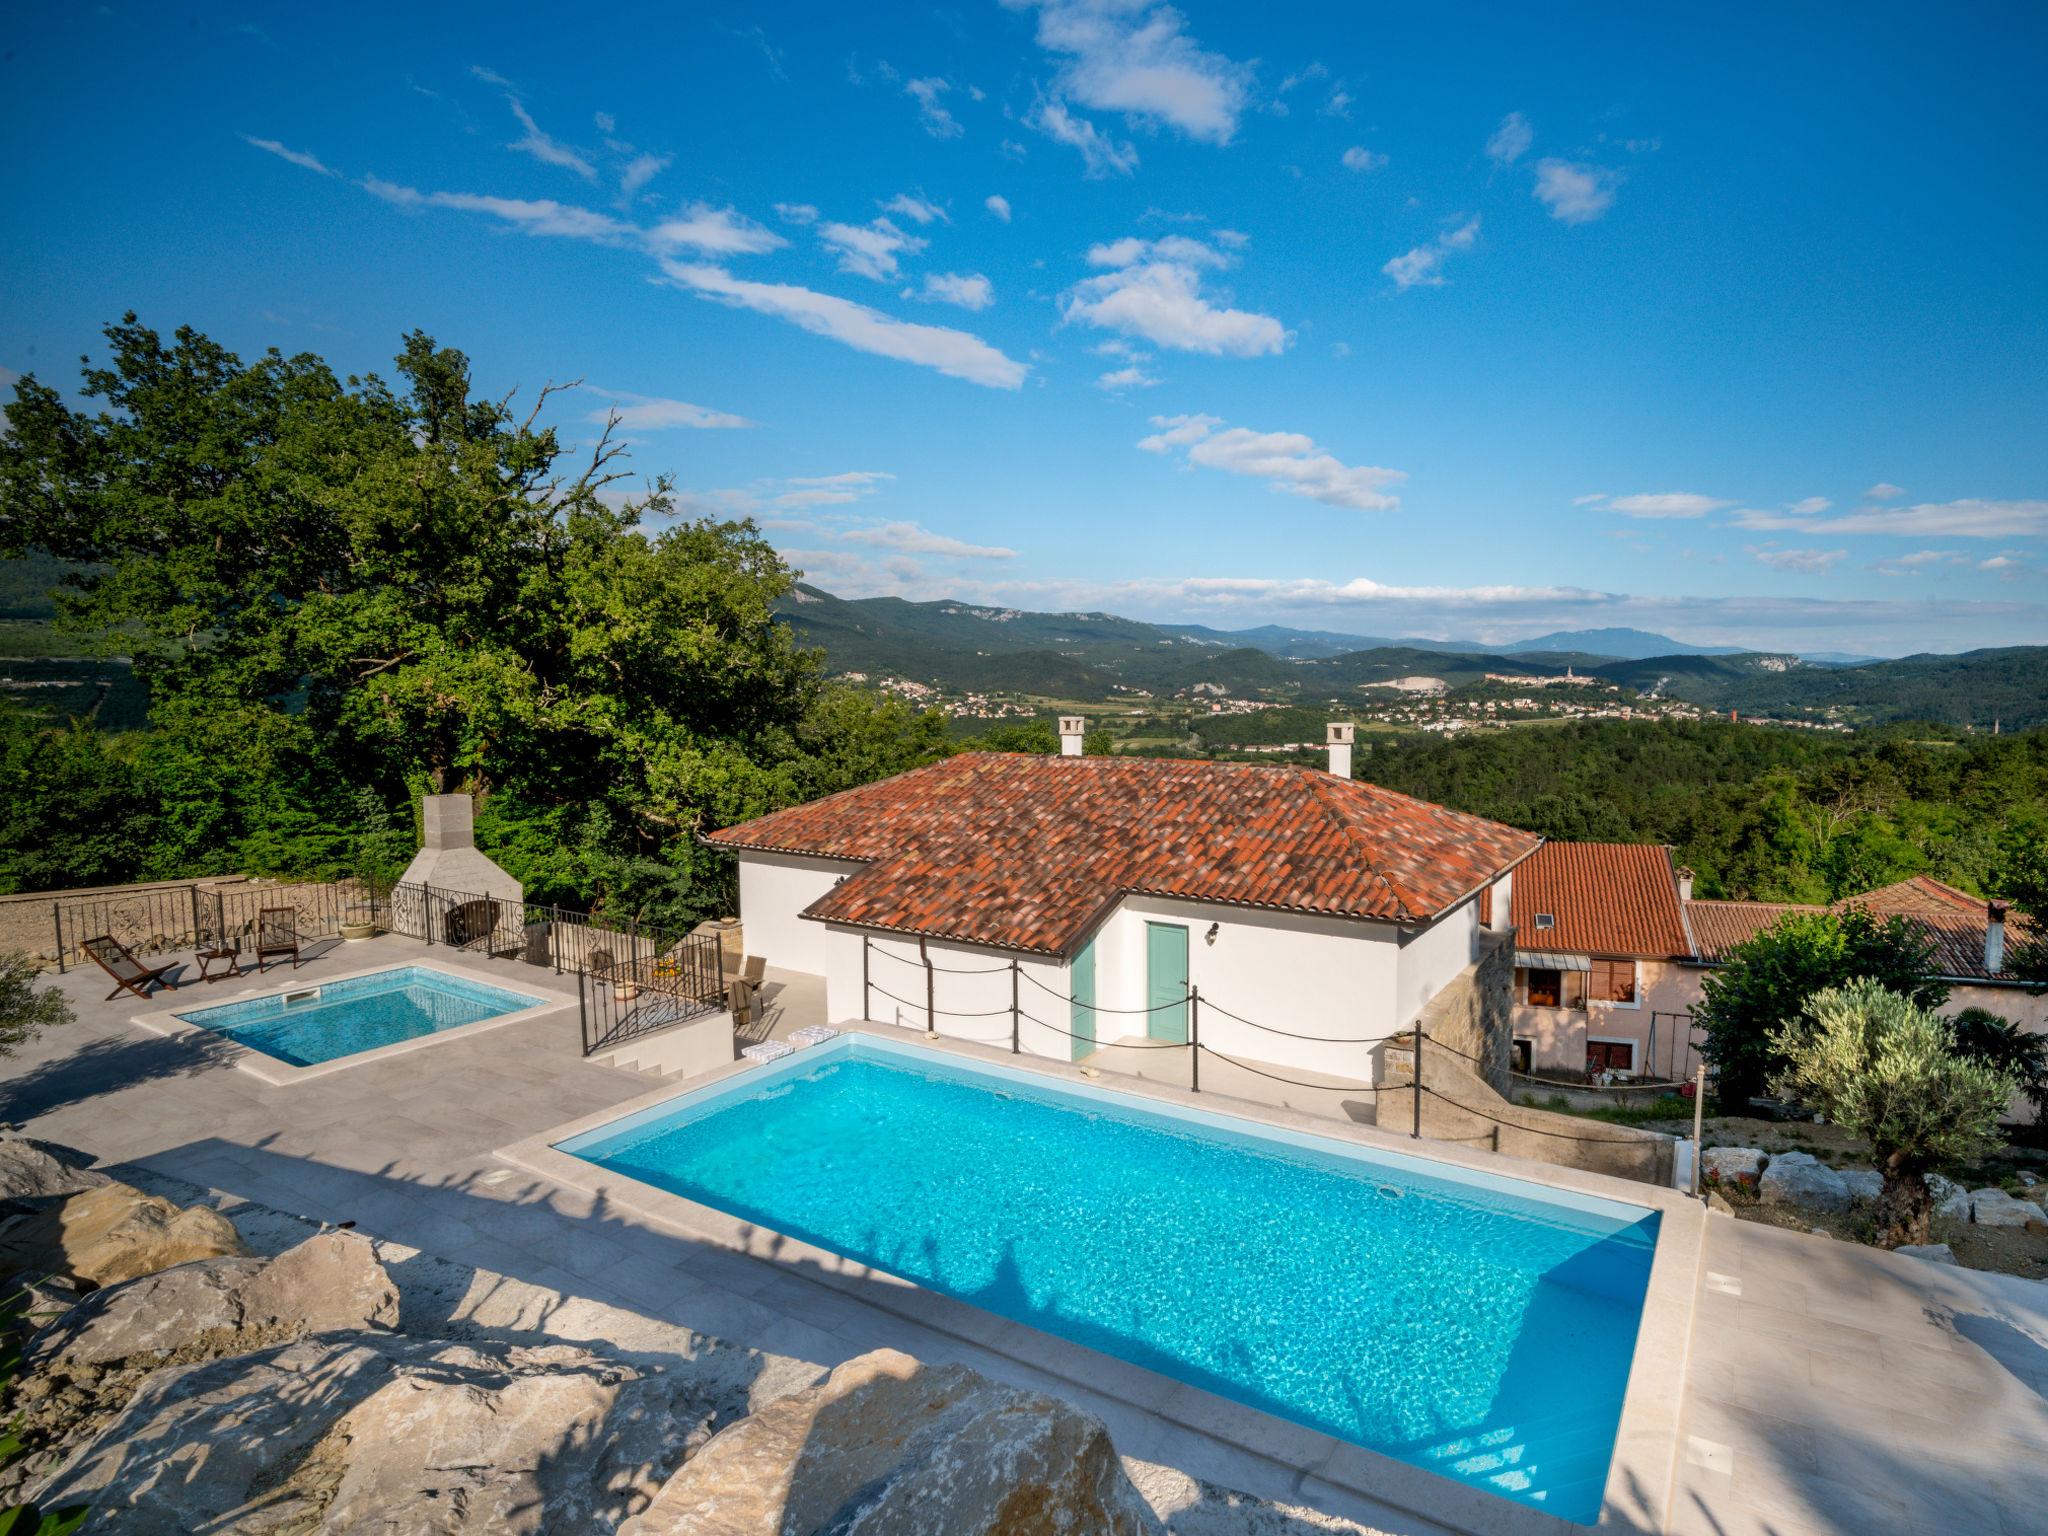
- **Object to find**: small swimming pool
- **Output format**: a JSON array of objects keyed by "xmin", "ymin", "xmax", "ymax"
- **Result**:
[
  {"xmin": 175, "ymin": 965, "xmax": 546, "ymax": 1067},
  {"xmin": 560, "ymin": 1035, "xmax": 1657, "ymax": 1523}
]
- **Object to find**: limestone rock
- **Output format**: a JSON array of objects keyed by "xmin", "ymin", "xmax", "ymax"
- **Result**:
[
  {"xmin": 0, "ymin": 1135, "xmax": 109, "ymax": 1205},
  {"xmin": 1701, "ymin": 1146, "xmax": 1767, "ymax": 1188},
  {"xmin": 1758, "ymin": 1151, "xmax": 1851, "ymax": 1216},
  {"xmin": 1896, "ymin": 1243, "xmax": 1957, "ymax": 1266},
  {"xmin": 0, "ymin": 1181, "xmax": 246, "ymax": 1289},
  {"xmin": 38, "ymin": 1334, "xmax": 726, "ymax": 1533},
  {"xmin": 1838, "ymin": 1169, "xmax": 1884, "ymax": 1206},
  {"xmin": 632, "ymin": 1347, "xmax": 1156, "ymax": 1536},
  {"xmin": 26, "ymin": 1229, "xmax": 397, "ymax": 1372},
  {"xmin": 1930, "ymin": 1173, "xmax": 1972, "ymax": 1221},
  {"xmin": 1968, "ymin": 1189, "xmax": 2048, "ymax": 1228}
]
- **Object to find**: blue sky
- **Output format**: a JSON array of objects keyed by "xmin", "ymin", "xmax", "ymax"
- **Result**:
[{"xmin": 4, "ymin": 2, "xmax": 2045, "ymax": 655}]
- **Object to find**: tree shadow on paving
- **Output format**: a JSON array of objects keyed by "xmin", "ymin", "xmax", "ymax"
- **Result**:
[{"xmin": 0, "ymin": 1028, "xmax": 241, "ymax": 1123}]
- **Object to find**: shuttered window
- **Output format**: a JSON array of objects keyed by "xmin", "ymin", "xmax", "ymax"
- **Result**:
[{"xmin": 1589, "ymin": 957, "xmax": 1638, "ymax": 1004}]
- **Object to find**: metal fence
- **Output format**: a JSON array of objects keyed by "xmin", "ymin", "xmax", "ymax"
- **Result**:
[
  {"xmin": 43, "ymin": 879, "xmax": 370, "ymax": 973},
  {"xmin": 576, "ymin": 944, "xmax": 728, "ymax": 1056}
]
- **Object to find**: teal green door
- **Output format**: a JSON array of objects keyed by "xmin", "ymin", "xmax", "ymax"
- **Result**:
[
  {"xmin": 1069, "ymin": 939, "xmax": 1098, "ymax": 1061},
  {"xmin": 1146, "ymin": 922, "xmax": 1189, "ymax": 1044}
]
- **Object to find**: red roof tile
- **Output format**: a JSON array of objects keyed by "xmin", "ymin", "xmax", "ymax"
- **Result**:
[
  {"xmin": 706, "ymin": 753, "xmax": 1540, "ymax": 955},
  {"xmin": 1509, "ymin": 842, "xmax": 1691, "ymax": 959}
]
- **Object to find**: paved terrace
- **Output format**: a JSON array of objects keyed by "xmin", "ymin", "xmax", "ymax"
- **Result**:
[{"xmin": 6, "ymin": 934, "xmax": 2046, "ymax": 1535}]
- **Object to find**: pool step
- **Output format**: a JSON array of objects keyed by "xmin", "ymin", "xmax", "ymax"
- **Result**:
[{"xmin": 588, "ymin": 1010, "xmax": 736, "ymax": 1081}]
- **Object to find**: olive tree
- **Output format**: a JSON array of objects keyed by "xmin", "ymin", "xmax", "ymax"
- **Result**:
[
  {"xmin": 0, "ymin": 951, "xmax": 71, "ymax": 1058},
  {"xmin": 1770, "ymin": 979, "xmax": 2016, "ymax": 1248}
]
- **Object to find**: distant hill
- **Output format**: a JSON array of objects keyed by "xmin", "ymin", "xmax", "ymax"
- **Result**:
[{"xmin": 1502, "ymin": 627, "xmax": 1746, "ymax": 659}]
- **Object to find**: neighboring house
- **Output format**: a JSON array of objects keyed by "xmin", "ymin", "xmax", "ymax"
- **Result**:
[
  {"xmin": 1508, "ymin": 842, "xmax": 1693, "ymax": 1079},
  {"xmin": 704, "ymin": 723, "xmax": 1538, "ymax": 1082},
  {"xmin": 1510, "ymin": 853, "xmax": 2045, "ymax": 1098}
]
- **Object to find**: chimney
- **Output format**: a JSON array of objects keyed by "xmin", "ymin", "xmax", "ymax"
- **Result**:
[
  {"xmin": 1987, "ymin": 900, "xmax": 2008, "ymax": 974},
  {"xmin": 422, "ymin": 793, "xmax": 474, "ymax": 851},
  {"xmin": 1058, "ymin": 715, "xmax": 1086, "ymax": 757},
  {"xmin": 1326, "ymin": 721, "xmax": 1355, "ymax": 779},
  {"xmin": 1676, "ymin": 865, "xmax": 1695, "ymax": 902}
]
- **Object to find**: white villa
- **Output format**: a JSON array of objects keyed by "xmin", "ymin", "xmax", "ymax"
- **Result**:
[{"xmin": 706, "ymin": 721, "xmax": 1540, "ymax": 1082}]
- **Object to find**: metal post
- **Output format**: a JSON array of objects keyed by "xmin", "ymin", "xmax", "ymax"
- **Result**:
[
  {"xmin": 1189, "ymin": 984, "xmax": 1200, "ymax": 1094},
  {"xmin": 423, "ymin": 885, "xmax": 434, "ymax": 946},
  {"xmin": 1411, "ymin": 1029, "xmax": 1423, "ymax": 1140},
  {"xmin": 1690, "ymin": 1063, "xmax": 1707, "ymax": 1198},
  {"xmin": 1011, "ymin": 960, "xmax": 1020, "ymax": 1054},
  {"xmin": 577, "ymin": 969, "xmax": 588, "ymax": 1055},
  {"xmin": 52, "ymin": 902, "xmax": 64, "ymax": 974},
  {"xmin": 921, "ymin": 936, "xmax": 935, "ymax": 1037},
  {"xmin": 862, "ymin": 936, "xmax": 871, "ymax": 1021}
]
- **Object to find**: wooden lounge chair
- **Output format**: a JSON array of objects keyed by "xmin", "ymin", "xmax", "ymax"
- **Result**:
[
  {"xmin": 82, "ymin": 935, "xmax": 181, "ymax": 1002},
  {"xmin": 253, "ymin": 907, "xmax": 301, "ymax": 971},
  {"xmin": 726, "ymin": 954, "xmax": 768, "ymax": 1027}
]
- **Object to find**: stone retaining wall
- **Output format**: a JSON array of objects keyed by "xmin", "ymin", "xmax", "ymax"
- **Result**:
[{"xmin": 0, "ymin": 876, "xmax": 368, "ymax": 970}]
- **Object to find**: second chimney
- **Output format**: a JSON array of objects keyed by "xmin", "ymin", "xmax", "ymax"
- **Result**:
[
  {"xmin": 1326, "ymin": 721, "xmax": 1355, "ymax": 779},
  {"xmin": 1677, "ymin": 865, "xmax": 1695, "ymax": 902},
  {"xmin": 1987, "ymin": 900, "xmax": 2008, "ymax": 974},
  {"xmin": 1058, "ymin": 715, "xmax": 1086, "ymax": 757}
]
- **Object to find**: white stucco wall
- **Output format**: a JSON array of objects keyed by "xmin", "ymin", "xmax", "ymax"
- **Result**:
[
  {"xmin": 1487, "ymin": 870, "xmax": 1514, "ymax": 933},
  {"xmin": 823, "ymin": 929, "xmax": 1072, "ymax": 1058},
  {"xmin": 735, "ymin": 851, "xmax": 865, "ymax": 979},
  {"xmin": 1394, "ymin": 897, "xmax": 1483, "ymax": 1031}
]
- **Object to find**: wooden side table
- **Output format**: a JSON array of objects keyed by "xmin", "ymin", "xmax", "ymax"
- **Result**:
[{"xmin": 198, "ymin": 947, "xmax": 243, "ymax": 983}]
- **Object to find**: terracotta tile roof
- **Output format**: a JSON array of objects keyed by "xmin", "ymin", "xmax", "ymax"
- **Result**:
[
  {"xmin": 1509, "ymin": 842, "xmax": 1691, "ymax": 959},
  {"xmin": 1684, "ymin": 885, "xmax": 2028, "ymax": 984},
  {"xmin": 705, "ymin": 753, "xmax": 1540, "ymax": 956}
]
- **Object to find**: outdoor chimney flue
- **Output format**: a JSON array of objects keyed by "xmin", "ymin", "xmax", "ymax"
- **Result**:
[
  {"xmin": 1987, "ymin": 900, "xmax": 2008, "ymax": 975},
  {"xmin": 1677, "ymin": 866, "xmax": 1695, "ymax": 902},
  {"xmin": 1326, "ymin": 721, "xmax": 1355, "ymax": 779},
  {"xmin": 1058, "ymin": 715, "xmax": 1086, "ymax": 757}
]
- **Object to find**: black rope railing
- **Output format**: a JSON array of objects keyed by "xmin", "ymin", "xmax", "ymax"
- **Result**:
[{"xmin": 854, "ymin": 934, "xmax": 1677, "ymax": 1155}]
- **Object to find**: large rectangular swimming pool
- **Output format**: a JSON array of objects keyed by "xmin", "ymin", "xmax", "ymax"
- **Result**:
[
  {"xmin": 175, "ymin": 965, "xmax": 546, "ymax": 1067},
  {"xmin": 559, "ymin": 1035, "xmax": 1657, "ymax": 1523}
]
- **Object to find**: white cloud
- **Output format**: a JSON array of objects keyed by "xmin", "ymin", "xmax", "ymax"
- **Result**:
[
  {"xmin": 618, "ymin": 152, "xmax": 668, "ymax": 199},
  {"xmin": 1534, "ymin": 158, "xmax": 1618, "ymax": 223},
  {"xmin": 1805, "ymin": 498, "xmax": 2048, "ymax": 539},
  {"xmin": 820, "ymin": 217, "xmax": 927, "ymax": 280},
  {"xmin": 1011, "ymin": 0, "xmax": 1253, "ymax": 144},
  {"xmin": 646, "ymin": 202, "xmax": 785, "ymax": 255},
  {"xmin": 1027, "ymin": 97, "xmax": 1138, "ymax": 177},
  {"xmin": 1139, "ymin": 414, "xmax": 1405, "ymax": 512},
  {"xmin": 1608, "ymin": 492, "xmax": 1732, "ymax": 519},
  {"xmin": 905, "ymin": 77, "xmax": 963, "ymax": 138},
  {"xmin": 1785, "ymin": 496, "xmax": 1832, "ymax": 515},
  {"xmin": 774, "ymin": 202, "xmax": 818, "ymax": 224},
  {"xmin": 1321, "ymin": 88, "xmax": 1353, "ymax": 120},
  {"xmin": 1865, "ymin": 482, "xmax": 1905, "ymax": 499},
  {"xmin": 1382, "ymin": 217, "xmax": 1479, "ymax": 290},
  {"xmin": 1341, "ymin": 145, "xmax": 1388, "ymax": 173},
  {"xmin": 1065, "ymin": 236, "xmax": 1287, "ymax": 356},
  {"xmin": 1980, "ymin": 554, "xmax": 2020, "ymax": 571},
  {"xmin": 1096, "ymin": 364, "xmax": 1159, "ymax": 391},
  {"xmin": 661, "ymin": 262, "xmax": 1029, "ymax": 388},
  {"xmin": 913, "ymin": 272, "xmax": 995, "ymax": 310},
  {"xmin": 1486, "ymin": 111, "xmax": 1533, "ymax": 165},
  {"xmin": 985, "ymin": 193, "xmax": 1012, "ymax": 222},
  {"xmin": 584, "ymin": 387, "xmax": 753, "ymax": 430},
  {"xmin": 506, "ymin": 98, "xmax": 596, "ymax": 180},
  {"xmin": 842, "ymin": 521, "xmax": 1017, "ymax": 559},
  {"xmin": 882, "ymin": 193, "xmax": 947, "ymax": 225},
  {"xmin": 1752, "ymin": 546, "xmax": 1847, "ymax": 573},
  {"xmin": 242, "ymin": 135, "xmax": 337, "ymax": 176},
  {"xmin": 1572, "ymin": 493, "xmax": 1610, "ymax": 507}
]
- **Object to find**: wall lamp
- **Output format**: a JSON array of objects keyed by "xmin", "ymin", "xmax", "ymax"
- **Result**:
[{"xmin": 1205, "ymin": 922, "xmax": 1220, "ymax": 946}]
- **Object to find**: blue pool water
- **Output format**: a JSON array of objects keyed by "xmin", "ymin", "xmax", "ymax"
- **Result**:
[
  {"xmin": 176, "ymin": 966, "xmax": 544, "ymax": 1066},
  {"xmin": 562, "ymin": 1037, "xmax": 1657, "ymax": 1523}
]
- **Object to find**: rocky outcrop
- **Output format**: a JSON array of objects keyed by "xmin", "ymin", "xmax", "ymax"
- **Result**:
[
  {"xmin": 1967, "ymin": 1188, "xmax": 2048, "ymax": 1228},
  {"xmin": 630, "ymin": 1348, "xmax": 1157, "ymax": 1536},
  {"xmin": 1896, "ymin": 1243, "xmax": 1957, "ymax": 1266},
  {"xmin": 38, "ymin": 1335, "xmax": 730, "ymax": 1533},
  {"xmin": 0, "ymin": 1181, "xmax": 247, "ymax": 1289},
  {"xmin": 1837, "ymin": 1169, "xmax": 1884, "ymax": 1207},
  {"xmin": 1758, "ymin": 1152, "xmax": 1851, "ymax": 1216},
  {"xmin": 0, "ymin": 1135, "xmax": 110, "ymax": 1205},
  {"xmin": 1701, "ymin": 1146, "xmax": 1766, "ymax": 1189}
]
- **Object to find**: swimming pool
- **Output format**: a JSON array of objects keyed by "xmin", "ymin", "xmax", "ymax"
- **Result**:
[
  {"xmin": 559, "ymin": 1035, "xmax": 1658, "ymax": 1523},
  {"xmin": 175, "ymin": 965, "xmax": 546, "ymax": 1067}
]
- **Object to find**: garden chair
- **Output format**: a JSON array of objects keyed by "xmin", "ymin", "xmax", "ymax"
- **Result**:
[
  {"xmin": 81, "ymin": 935, "xmax": 182, "ymax": 1002},
  {"xmin": 727, "ymin": 954, "xmax": 768, "ymax": 1027},
  {"xmin": 253, "ymin": 907, "xmax": 301, "ymax": 970}
]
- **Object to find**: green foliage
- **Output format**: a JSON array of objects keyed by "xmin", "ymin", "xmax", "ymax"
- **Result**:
[
  {"xmin": 0, "ymin": 318, "xmax": 950, "ymax": 931},
  {"xmin": 969, "ymin": 720, "xmax": 1059, "ymax": 754},
  {"xmin": 1988, "ymin": 812, "xmax": 2048, "ymax": 990},
  {"xmin": 1949, "ymin": 1007, "xmax": 2048, "ymax": 1120},
  {"xmin": 1694, "ymin": 907, "xmax": 1948, "ymax": 1107},
  {"xmin": 1771, "ymin": 980, "xmax": 2016, "ymax": 1244},
  {"xmin": 0, "ymin": 952, "xmax": 72, "ymax": 1058}
]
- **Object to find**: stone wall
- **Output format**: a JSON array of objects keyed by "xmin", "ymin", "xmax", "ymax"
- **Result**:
[
  {"xmin": 1410, "ymin": 926, "xmax": 1515, "ymax": 1096},
  {"xmin": 0, "ymin": 877, "xmax": 368, "ymax": 970}
]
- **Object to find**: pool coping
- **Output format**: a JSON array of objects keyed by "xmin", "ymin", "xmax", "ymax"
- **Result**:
[
  {"xmin": 497, "ymin": 1019, "xmax": 1705, "ymax": 1536},
  {"xmin": 126, "ymin": 954, "xmax": 574, "ymax": 1086}
]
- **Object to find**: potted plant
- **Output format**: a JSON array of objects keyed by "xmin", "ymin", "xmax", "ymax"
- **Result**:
[{"xmin": 342, "ymin": 789, "xmax": 408, "ymax": 939}]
